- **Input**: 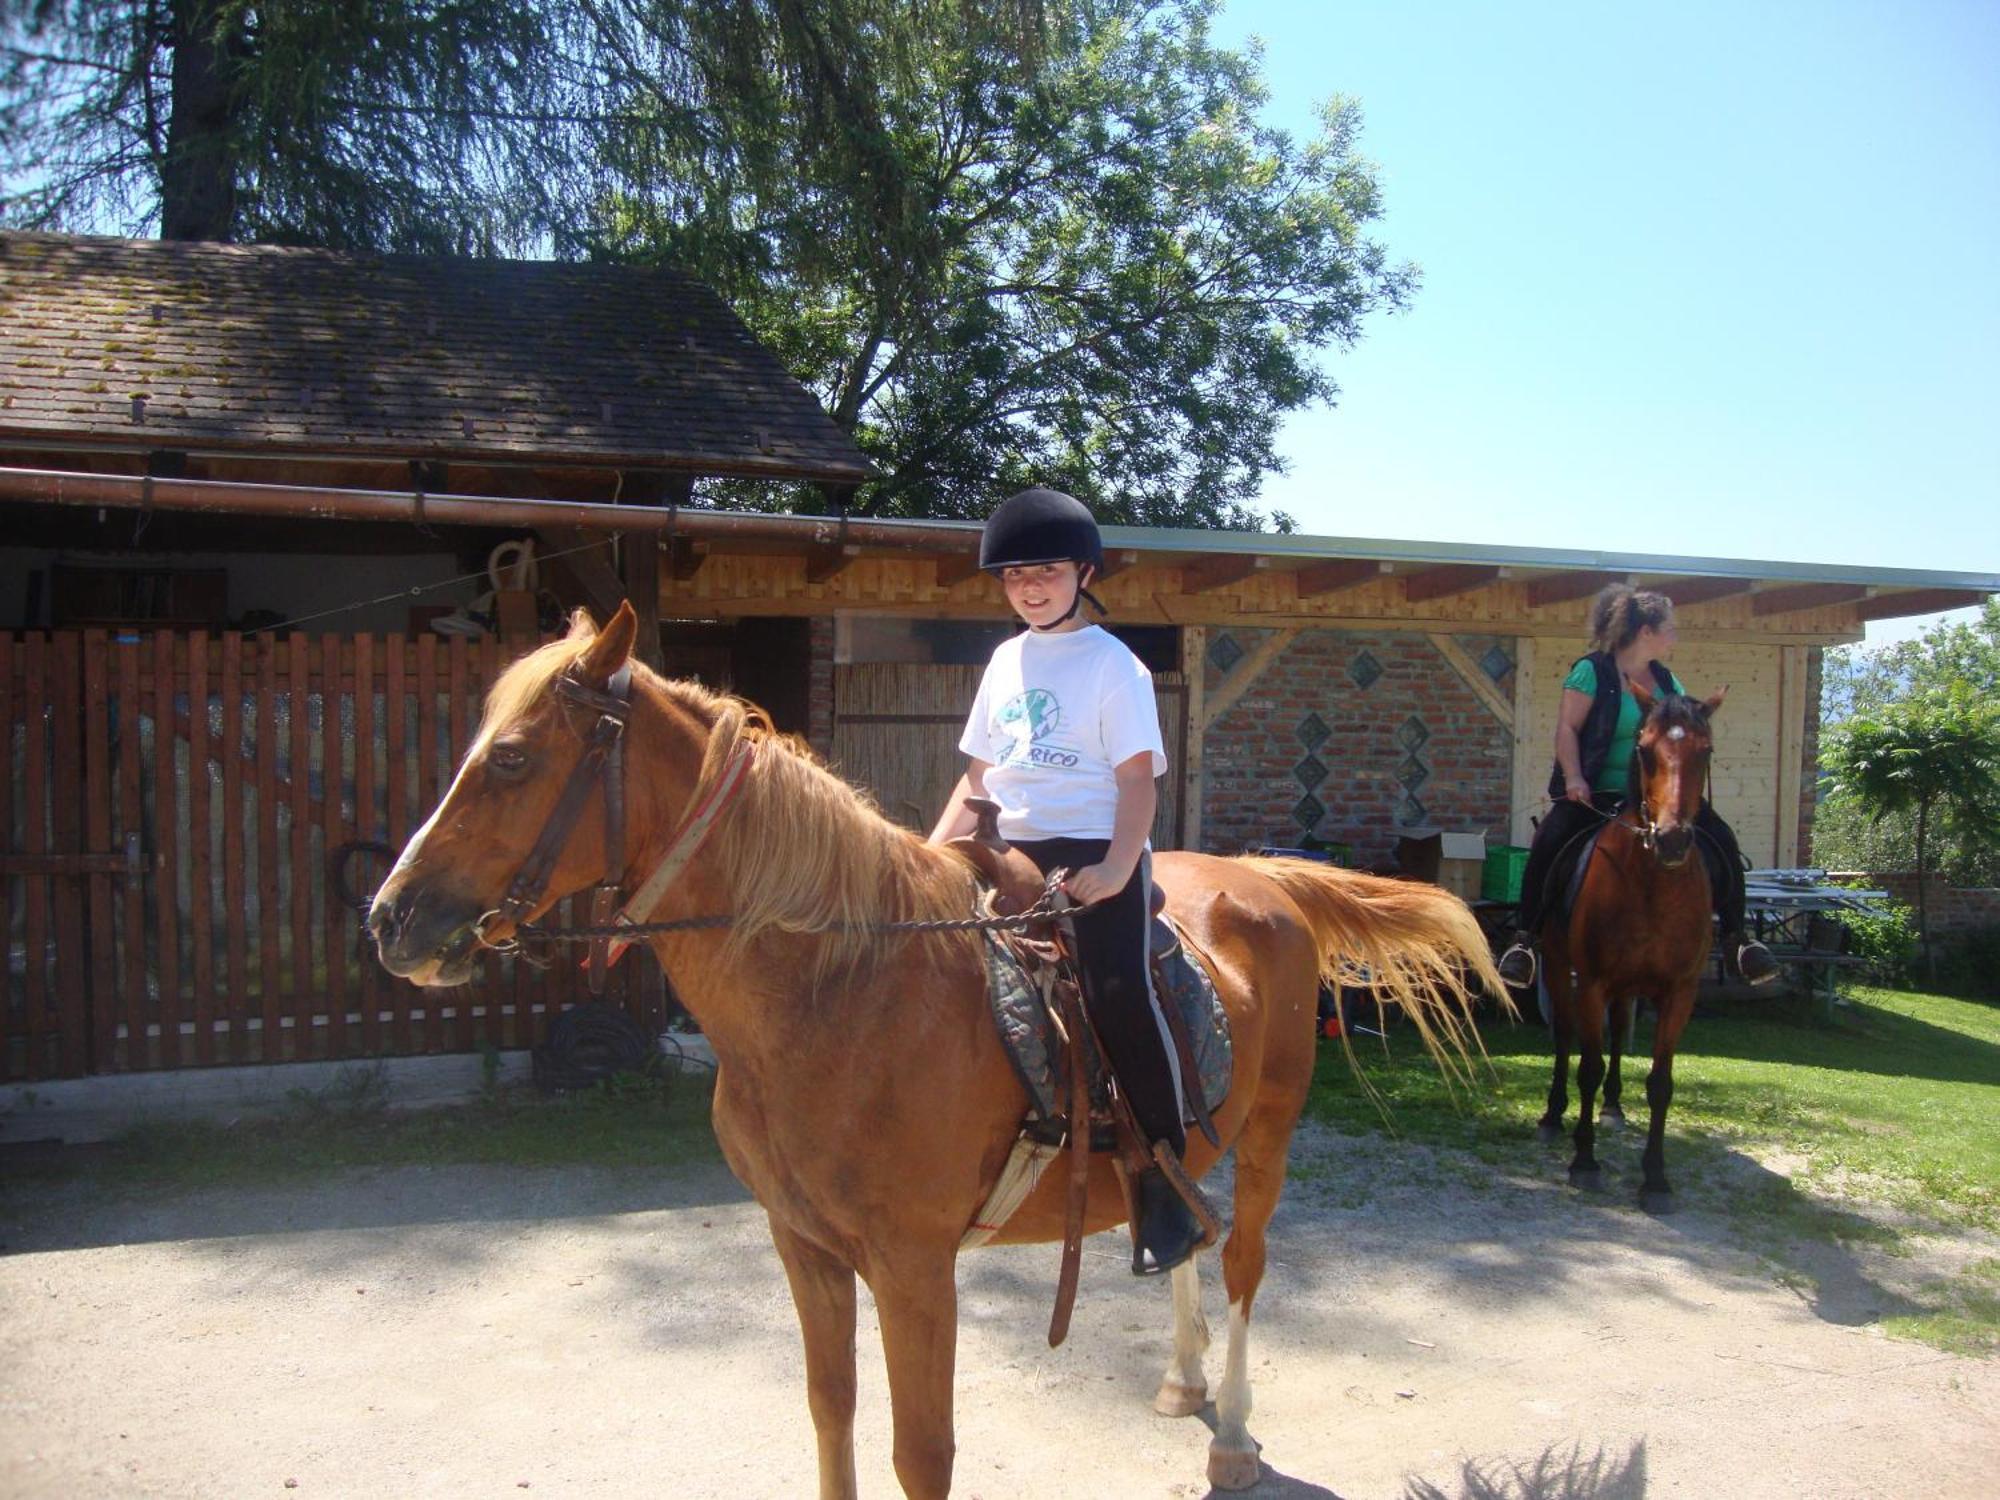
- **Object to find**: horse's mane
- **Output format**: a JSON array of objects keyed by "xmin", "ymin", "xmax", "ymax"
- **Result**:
[{"xmin": 487, "ymin": 633, "xmax": 981, "ymax": 987}]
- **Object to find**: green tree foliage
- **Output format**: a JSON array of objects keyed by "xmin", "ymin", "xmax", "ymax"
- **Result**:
[
  {"xmin": 2, "ymin": 0, "xmax": 1409, "ymax": 527},
  {"xmin": 1816, "ymin": 600, "xmax": 2000, "ymax": 886},
  {"xmin": 1823, "ymin": 684, "xmax": 2000, "ymax": 978}
]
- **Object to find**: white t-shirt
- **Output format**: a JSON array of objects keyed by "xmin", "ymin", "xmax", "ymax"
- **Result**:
[{"xmin": 958, "ymin": 625, "xmax": 1168, "ymax": 842}]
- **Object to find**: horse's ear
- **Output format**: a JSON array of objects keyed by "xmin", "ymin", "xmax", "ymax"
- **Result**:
[
  {"xmin": 575, "ymin": 600, "xmax": 637, "ymax": 683},
  {"xmin": 1626, "ymin": 675, "xmax": 1657, "ymax": 713},
  {"xmin": 1701, "ymin": 685, "xmax": 1729, "ymax": 719}
]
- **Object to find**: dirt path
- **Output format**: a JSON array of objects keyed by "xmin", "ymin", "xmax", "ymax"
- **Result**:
[{"xmin": 3, "ymin": 1124, "xmax": 1994, "ymax": 1499}]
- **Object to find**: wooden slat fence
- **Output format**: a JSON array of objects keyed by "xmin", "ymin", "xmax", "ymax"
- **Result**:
[{"xmin": 2, "ymin": 630, "xmax": 655, "ymax": 1082}]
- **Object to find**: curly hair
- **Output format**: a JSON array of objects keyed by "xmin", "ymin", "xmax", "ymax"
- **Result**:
[{"xmin": 1588, "ymin": 584, "xmax": 1675, "ymax": 655}]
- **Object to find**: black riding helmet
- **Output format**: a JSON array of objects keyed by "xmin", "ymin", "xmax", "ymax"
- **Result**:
[
  {"xmin": 978, "ymin": 487, "xmax": 1105, "ymax": 573},
  {"xmin": 978, "ymin": 488, "xmax": 1109, "ymax": 628}
]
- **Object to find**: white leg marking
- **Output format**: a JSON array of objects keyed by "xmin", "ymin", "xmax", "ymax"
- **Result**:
[
  {"xmin": 1154, "ymin": 1254, "xmax": 1210, "ymax": 1415},
  {"xmin": 1215, "ymin": 1297, "xmax": 1253, "ymax": 1448}
]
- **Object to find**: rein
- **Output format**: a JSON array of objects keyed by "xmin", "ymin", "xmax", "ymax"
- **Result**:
[{"xmin": 467, "ymin": 665, "xmax": 1086, "ymax": 975}]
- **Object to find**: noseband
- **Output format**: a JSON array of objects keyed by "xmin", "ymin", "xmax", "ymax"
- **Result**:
[{"xmin": 471, "ymin": 665, "xmax": 757, "ymax": 991}]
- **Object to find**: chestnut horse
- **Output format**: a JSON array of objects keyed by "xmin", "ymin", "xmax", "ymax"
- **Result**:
[
  {"xmin": 370, "ymin": 604, "xmax": 1505, "ymax": 1498},
  {"xmin": 1537, "ymin": 679, "xmax": 1728, "ymax": 1214}
]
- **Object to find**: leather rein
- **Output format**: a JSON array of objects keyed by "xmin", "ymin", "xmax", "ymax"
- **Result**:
[{"xmin": 470, "ymin": 664, "xmax": 757, "ymax": 990}]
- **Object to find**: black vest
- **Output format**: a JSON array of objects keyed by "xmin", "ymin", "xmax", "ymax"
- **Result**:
[{"xmin": 1548, "ymin": 653, "xmax": 1678, "ymax": 798}]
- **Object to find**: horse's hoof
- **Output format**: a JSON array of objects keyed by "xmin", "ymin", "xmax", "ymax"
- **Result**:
[
  {"xmin": 1536, "ymin": 1121, "xmax": 1563, "ymax": 1144},
  {"xmin": 1599, "ymin": 1108, "xmax": 1626, "ymax": 1128},
  {"xmin": 1641, "ymin": 1188, "xmax": 1678, "ymax": 1216},
  {"xmin": 1207, "ymin": 1443, "xmax": 1262, "ymax": 1491},
  {"xmin": 1153, "ymin": 1380, "xmax": 1207, "ymax": 1418},
  {"xmin": 1568, "ymin": 1166, "xmax": 1604, "ymax": 1192}
]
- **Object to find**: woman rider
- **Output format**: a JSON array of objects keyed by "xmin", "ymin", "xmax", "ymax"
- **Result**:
[{"xmin": 1495, "ymin": 584, "xmax": 1779, "ymax": 990}]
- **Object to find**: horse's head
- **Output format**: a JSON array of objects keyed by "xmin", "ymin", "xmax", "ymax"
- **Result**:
[
  {"xmin": 1627, "ymin": 677, "xmax": 1728, "ymax": 868},
  {"xmin": 369, "ymin": 602, "xmax": 660, "ymax": 986}
]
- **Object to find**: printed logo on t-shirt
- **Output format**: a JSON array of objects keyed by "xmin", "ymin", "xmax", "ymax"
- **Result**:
[{"xmin": 994, "ymin": 688, "xmax": 1079, "ymax": 768}]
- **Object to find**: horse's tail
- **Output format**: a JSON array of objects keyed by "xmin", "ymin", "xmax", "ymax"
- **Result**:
[{"xmin": 1236, "ymin": 856, "xmax": 1513, "ymax": 1085}]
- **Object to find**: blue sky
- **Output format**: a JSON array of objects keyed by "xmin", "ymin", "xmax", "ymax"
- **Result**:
[{"xmin": 1210, "ymin": 1, "xmax": 1999, "ymax": 643}]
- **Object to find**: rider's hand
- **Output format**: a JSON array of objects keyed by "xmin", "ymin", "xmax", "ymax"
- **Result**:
[
  {"xmin": 1564, "ymin": 778, "xmax": 1592, "ymax": 805},
  {"xmin": 1063, "ymin": 860, "xmax": 1132, "ymax": 907}
]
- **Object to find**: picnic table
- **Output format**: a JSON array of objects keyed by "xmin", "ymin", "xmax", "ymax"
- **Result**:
[{"xmin": 1741, "ymin": 869, "xmax": 1886, "ymax": 1018}]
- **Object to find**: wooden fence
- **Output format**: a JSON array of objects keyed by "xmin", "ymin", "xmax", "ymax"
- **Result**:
[{"xmin": 2, "ymin": 630, "xmax": 657, "ymax": 1083}]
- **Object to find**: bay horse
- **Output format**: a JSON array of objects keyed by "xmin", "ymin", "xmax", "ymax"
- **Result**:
[
  {"xmin": 369, "ymin": 604, "xmax": 1505, "ymax": 1497},
  {"xmin": 1537, "ymin": 678, "xmax": 1728, "ymax": 1214}
]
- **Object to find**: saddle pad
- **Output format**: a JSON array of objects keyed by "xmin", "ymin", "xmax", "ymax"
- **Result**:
[
  {"xmin": 1553, "ymin": 825, "xmax": 1610, "ymax": 929},
  {"xmin": 979, "ymin": 919, "xmax": 1233, "ymax": 1127}
]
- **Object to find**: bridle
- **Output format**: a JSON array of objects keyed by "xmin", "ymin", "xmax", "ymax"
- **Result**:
[
  {"xmin": 471, "ymin": 664, "xmax": 757, "ymax": 991},
  {"xmin": 1626, "ymin": 720, "xmax": 1712, "ymax": 860}
]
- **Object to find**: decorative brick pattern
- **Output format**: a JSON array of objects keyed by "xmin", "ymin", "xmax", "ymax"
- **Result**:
[
  {"xmin": 1208, "ymin": 631, "xmax": 1245, "ymax": 674},
  {"xmin": 1199, "ymin": 628, "xmax": 1514, "ymax": 862}
]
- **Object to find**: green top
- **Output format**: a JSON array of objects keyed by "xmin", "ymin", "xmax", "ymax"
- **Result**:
[{"xmin": 1563, "ymin": 657, "xmax": 1687, "ymax": 793}]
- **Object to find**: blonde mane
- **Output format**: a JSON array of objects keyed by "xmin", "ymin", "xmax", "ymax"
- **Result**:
[{"xmin": 484, "ymin": 632, "xmax": 981, "ymax": 985}]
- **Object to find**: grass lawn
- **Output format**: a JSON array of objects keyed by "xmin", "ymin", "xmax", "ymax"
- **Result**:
[{"xmin": 1312, "ymin": 983, "xmax": 2000, "ymax": 1355}]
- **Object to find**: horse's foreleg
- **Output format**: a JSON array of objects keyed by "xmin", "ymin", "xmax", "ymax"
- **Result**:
[
  {"xmin": 1538, "ymin": 964, "xmax": 1572, "ymax": 1142},
  {"xmin": 1153, "ymin": 1254, "xmax": 1210, "ymax": 1417},
  {"xmin": 1641, "ymin": 982, "xmax": 1697, "ymax": 1215},
  {"xmin": 1568, "ymin": 980, "xmax": 1608, "ymax": 1191},
  {"xmin": 769, "ymin": 1218, "xmax": 860, "ymax": 1500},
  {"xmin": 869, "ymin": 1251, "xmax": 959, "ymax": 1500},
  {"xmin": 1209, "ymin": 1098, "xmax": 1295, "ymax": 1492},
  {"xmin": 1601, "ymin": 995, "xmax": 1631, "ymax": 1125}
]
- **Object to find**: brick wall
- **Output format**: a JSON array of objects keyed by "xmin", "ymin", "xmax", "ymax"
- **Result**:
[
  {"xmin": 1198, "ymin": 627, "xmax": 1515, "ymax": 864},
  {"xmin": 1845, "ymin": 873, "xmax": 2000, "ymax": 938}
]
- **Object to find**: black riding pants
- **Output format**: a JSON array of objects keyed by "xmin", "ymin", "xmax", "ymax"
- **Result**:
[
  {"xmin": 1012, "ymin": 838, "xmax": 1185, "ymax": 1158},
  {"xmin": 1516, "ymin": 796, "xmax": 1748, "ymax": 937}
]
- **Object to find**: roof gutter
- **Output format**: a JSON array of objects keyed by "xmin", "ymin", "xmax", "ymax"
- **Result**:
[{"xmin": 0, "ymin": 465, "xmax": 974, "ymax": 553}]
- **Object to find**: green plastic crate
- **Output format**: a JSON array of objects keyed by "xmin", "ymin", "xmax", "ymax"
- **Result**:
[{"xmin": 1481, "ymin": 844, "xmax": 1530, "ymax": 903}]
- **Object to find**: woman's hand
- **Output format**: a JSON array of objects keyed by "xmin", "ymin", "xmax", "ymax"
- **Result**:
[
  {"xmin": 1063, "ymin": 860, "xmax": 1133, "ymax": 907},
  {"xmin": 1565, "ymin": 777, "xmax": 1593, "ymax": 805}
]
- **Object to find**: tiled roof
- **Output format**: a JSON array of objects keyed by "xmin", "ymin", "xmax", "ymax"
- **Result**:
[{"xmin": 0, "ymin": 232, "xmax": 873, "ymax": 483}]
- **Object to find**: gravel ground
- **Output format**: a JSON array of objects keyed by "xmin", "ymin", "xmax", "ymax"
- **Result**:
[{"xmin": 2, "ymin": 1122, "xmax": 1994, "ymax": 1499}]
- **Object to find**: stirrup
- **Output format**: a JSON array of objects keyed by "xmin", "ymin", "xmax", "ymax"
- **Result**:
[
  {"xmin": 1735, "ymin": 937, "xmax": 1780, "ymax": 987},
  {"xmin": 1497, "ymin": 941, "xmax": 1538, "ymax": 989}
]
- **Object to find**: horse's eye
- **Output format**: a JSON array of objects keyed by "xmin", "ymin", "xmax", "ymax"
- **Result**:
[{"xmin": 488, "ymin": 742, "xmax": 531, "ymax": 777}]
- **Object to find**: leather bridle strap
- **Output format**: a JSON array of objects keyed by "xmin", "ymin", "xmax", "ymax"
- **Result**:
[{"xmin": 474, "ymin": 665, "xmax": 631, "ymax": 972}]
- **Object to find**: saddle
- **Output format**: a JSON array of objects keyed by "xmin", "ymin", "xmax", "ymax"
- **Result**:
[{"xmin": 947, "ymin": 799, "xmax": 1228, "ymax": 1344}]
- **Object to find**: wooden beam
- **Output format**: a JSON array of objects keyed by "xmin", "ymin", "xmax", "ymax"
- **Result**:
[
  {"xmin": 1095, "ymin": 548, "xmax": 1140, "ymax": 581},
  {"xmin": 1179, "ymin": 554, "xmax": 1270, "ymax": 593},
  {"xmin": 1510, "ymin": 635, "xmax": 1541, "ymax": 847},
  {"xmin": 1851, "ymin": 587, "xmax": 1987, "ymax": 622},
  {"xmin": 1750, "ymin": 582, "xmax": 1870, "ymax": 617},
  {"xmin": 933, "ymin": 552, "xmax": 984, "ymax": 588},
  {"xmin": 805, "ymin": 542, "xmax": 862, "ymax": 584},
  {"xmin": 1427, "ymin": 633, "xmax": 1514, "ymax": 729},
  {"xmin": 665, "ymin": 536, "xmax": 708, "ymax": 581},
  {"xmin": 1198, "ymin": 628, "xmax": 1300, "ymax": 731},
  {"xmin": 1180, "ymin": 626, "xmax": 1207, "ymax": 853},
  {"xmin": 1290, "ymin": 558, "xmax": 1388, "ymax": 599},
  {"xmin": 538, "ymin": 526, "xmax": 623, "ymax": 623},
  {"xmin": 1526, "ymin": 569, "xmax": 1628, "ymax": 609},
  {"xmin": 1656, "ymin": 576, "xmax": 1754, "ymax": 607},
  {"xmin": 620, "ymin": 531, "xmax": 662, "ymax": 670},
  {"xmin": 1404, "ymin": 564, "xmax": 1501, "ymax": 604}
]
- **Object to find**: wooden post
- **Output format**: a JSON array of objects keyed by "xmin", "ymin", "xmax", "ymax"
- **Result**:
[
  {"xmin": 1510, "ymin": 636, "xmax": 1540, "ymax": 848},
  {"xmin": 1180, "ymin": 627, "xmax": 1206, "ymax": 853}
]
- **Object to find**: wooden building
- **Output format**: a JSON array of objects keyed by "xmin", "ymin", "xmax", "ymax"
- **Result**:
[{"xmin": 3, "ymin": 231, "xmax": 1995, "ymax": 1084}]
